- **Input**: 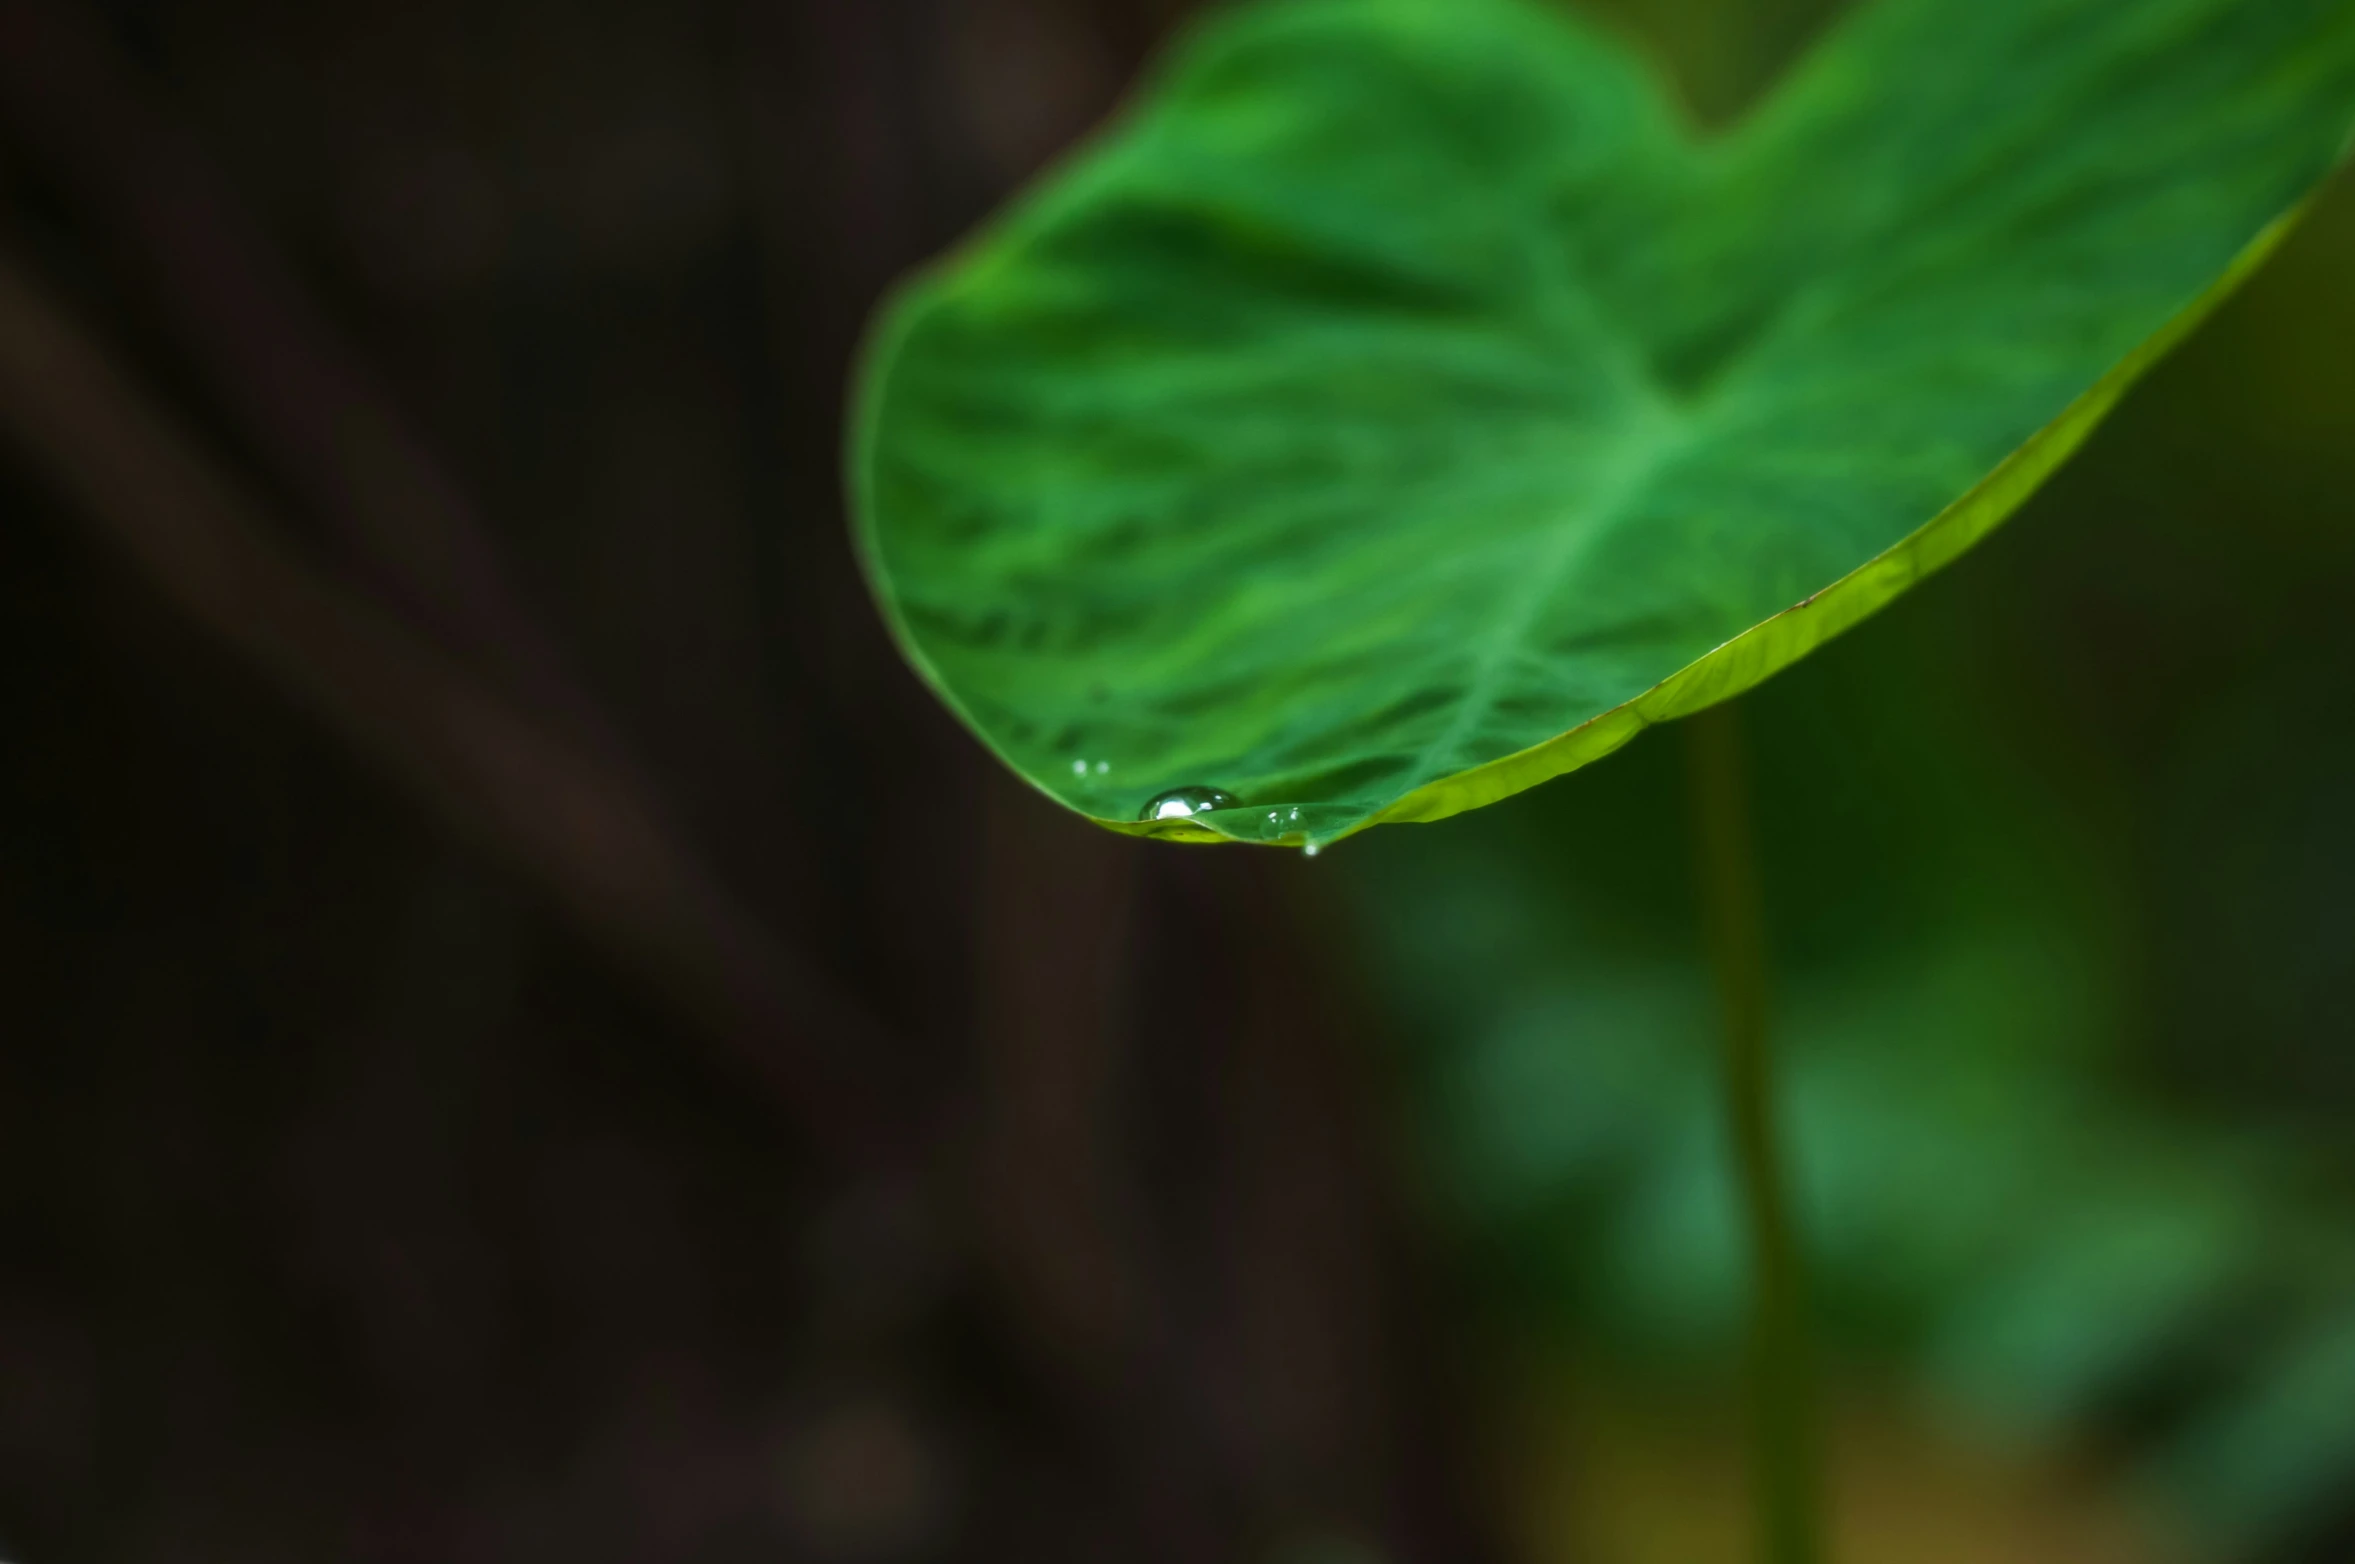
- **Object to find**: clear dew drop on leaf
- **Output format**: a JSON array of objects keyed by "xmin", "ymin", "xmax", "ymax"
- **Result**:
[{"xmin": 1138, "ymin": 786, "xmax": 1241, "ymax": 822}]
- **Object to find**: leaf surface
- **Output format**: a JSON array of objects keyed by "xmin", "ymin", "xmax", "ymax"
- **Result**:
[{"xmin": 854, "ymin": 0, "xmax": 2355, "ymax": 847}]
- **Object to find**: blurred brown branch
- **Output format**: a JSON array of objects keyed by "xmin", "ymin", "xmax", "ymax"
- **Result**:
[
  {"xmin": 0, "ymin": 237, "xmax": 915, "ymax": 1172},
  {"xmin": 0, "ymin": 0, "xmax": 617, "ymax": 750}
]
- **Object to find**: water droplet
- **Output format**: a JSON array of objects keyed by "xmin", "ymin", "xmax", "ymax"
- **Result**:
[
  {"xmin": 1094, "ymin": 761, "xmax": 1110, "ymax": 775},
  {"xmin": 1303, "ymin": 843, "xmax": 1321, "ymax": 858},
  {"xmin": 1070, "ymin": 759, "xmax": 1089, "ymax": 777},
  {"xmin": 1138, "ymin": 785, "xmax": 1241, "ymax": 822}
]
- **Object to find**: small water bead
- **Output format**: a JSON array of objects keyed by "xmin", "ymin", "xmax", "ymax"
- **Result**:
[
  {"xmin": 1138, "ymin": 785, "xmax": 1241, "ymax": 822},
  {"xmin": 1262, "ymin": 804, "xmax": 1313, "ymax": 845}
]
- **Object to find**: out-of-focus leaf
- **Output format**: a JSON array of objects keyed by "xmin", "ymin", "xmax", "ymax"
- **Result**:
[
  {"xmin": 854, "ymin": 0, "xmax": 2355, "ymax": 847},
  {"xmin": 1344, "ymin": 563, "xmax": 2355, "ymax": 1556},
  {"xmin": 2154, "ymin": 1311, "xmax": 2355, "ymax": 1553}
]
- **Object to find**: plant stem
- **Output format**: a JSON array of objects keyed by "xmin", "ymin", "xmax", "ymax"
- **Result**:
[{"xmin": 1686, "ymin": 700, "xmax": 1825, "ymax": 1564}]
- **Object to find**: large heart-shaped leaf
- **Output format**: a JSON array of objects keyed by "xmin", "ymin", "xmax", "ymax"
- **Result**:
[{"xmin": 854, "ymin": 0, "xmax": 2355, "ymax": 849}]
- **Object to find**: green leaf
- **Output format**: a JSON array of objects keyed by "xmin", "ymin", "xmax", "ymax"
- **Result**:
[{"xmin": 853, "ymin": 0, "xmax": 2355, "ymax": 848}]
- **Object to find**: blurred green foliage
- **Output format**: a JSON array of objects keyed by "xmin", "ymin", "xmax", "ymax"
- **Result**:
[{"xmin": 1346, "ymin": 170, "xmax": 2355, "ymax": 1561}]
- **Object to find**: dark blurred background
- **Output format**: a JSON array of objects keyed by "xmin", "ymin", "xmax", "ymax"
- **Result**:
[{"xmin": 2, "ymin": 1, "xmax": 2353, "ymax": 1561}]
